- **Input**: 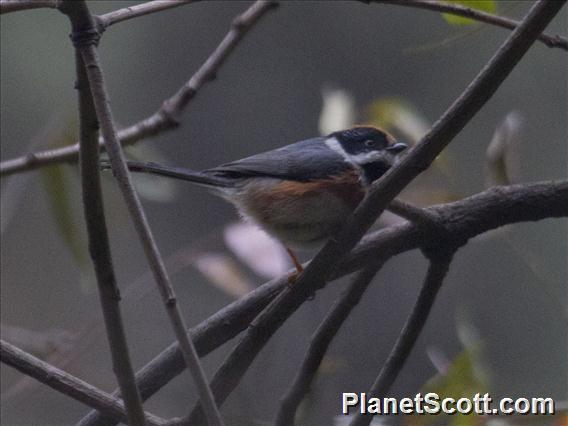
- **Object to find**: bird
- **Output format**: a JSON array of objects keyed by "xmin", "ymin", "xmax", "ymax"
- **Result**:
[{"xmin": 118, "ymin": 126, "xmax": 407, "ymax": 275}]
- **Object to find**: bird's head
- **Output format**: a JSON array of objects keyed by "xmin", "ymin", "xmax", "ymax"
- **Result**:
[{"xmin": 326, "ymin": 126, "xmax": 408, "ymax": 184}]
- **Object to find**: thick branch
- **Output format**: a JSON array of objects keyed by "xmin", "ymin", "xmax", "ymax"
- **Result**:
[
  {"xmin": 79, "ymin": 180, "xmax": 568, "ymax": 426},
  {"xmin": 0, "ymin": 340, "xmax": 167, "ymax": 426},
  {"xmin": 365, "ymin": 0, "xmax": 567, "ymax": 51},
  {"xmin": 0, "ymin": 0, "xmax": 277, "ymax": 177},
  {"xmin": 60, "ymin": 2, "xmax": 225, "ymax": 425},
  {"xmin": 60, "ymin": 1, "xmax": 147, "ymax": 424},
  {"xmin": 0, "ymin": 0, "xmax": 59, "ymax": 14},
  {"xmin": 275, "ymin": 201, "xmax": 454, "ymax": 424},
  {"xmin": 350, "ymin": 254, "xmax": 454, "ymax": 426},
  {"xmin": 387, "ymin": 199, "xmax": 441, "ymax": 229},
  {"xmin": 185, "ymin": 2, "xmax": 567, "ymax": 422}
]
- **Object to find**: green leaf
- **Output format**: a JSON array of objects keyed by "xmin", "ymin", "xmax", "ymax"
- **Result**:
[
  {"xmin": 40, "ymin": 119, "xmax": 95, "ymax": 291},
  {"xmin": 409, "ymin": 318, "xmax": 490, "ymax": 426},
  {"xmin": 408, "ymin": 346, "xmax": 489, "ymax": 425},
  {"xmin": 442, "ymin": 1, "xmax": 497, "ymax": 26},
  {"xmin": 366, "ymin": 97, "xmax": 430, "ymax": 144}
]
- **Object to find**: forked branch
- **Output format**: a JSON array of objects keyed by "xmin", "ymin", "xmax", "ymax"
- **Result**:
[
  {"xmin": 184, "ymin": 2, "xmax": 566, "ymax": 423},
  {"xmin": 79, "ymin": 180, "xmax": 568, "ymax": 425},
  {"xmin": 349, "ymin": 253, "xmax": 454, "ymax": 426},
  {"xmin": 0, "ymin": 1, "xmax": 278, "ymax": 176}
]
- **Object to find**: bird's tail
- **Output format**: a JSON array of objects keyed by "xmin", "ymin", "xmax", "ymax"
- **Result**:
[{"xmin": 101, "ymin": 161, "xmax": 233, "ymax": 188}]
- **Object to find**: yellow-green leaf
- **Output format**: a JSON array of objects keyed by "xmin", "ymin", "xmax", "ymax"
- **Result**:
[
  {"xmin": 367, "ymin": 97, "xmax": 457, "ymax": 178},
  {"xmin": 40, "ymin": 118, "xmax": 94, "ymax": 291},
  {"xmin": 442, "ymin": 1, "xmax": 496, "ymax": 26},
  {"xmin": 409, "ymin": 318, "xmax": 490, "ymax": 426},
  {"xmin": 41, "ymin": 164, "xmax": 92, "ymax": 285},
  {"xmin": 407, "ymin": 346, "xmax": 489, "ymax": 425},
  {"xmin": 367, "ymin": 97, "xmax": 430, "ymax": 144}
]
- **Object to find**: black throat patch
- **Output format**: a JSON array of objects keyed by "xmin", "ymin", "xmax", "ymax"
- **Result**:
[{"xmin": 360, "ymin": 161, "xmax": 390, "ymax": 184}]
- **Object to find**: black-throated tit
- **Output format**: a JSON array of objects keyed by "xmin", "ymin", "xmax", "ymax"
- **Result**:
[{"xmin": 120, "ymin": 126, "xmax": 407, "ymax": 271}]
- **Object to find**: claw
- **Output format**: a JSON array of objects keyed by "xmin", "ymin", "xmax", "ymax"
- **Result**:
[
  {"xmin": 285, "ymin": 247, "xmax": 303, "ymax": 287},
  {"xmin": 287, "ymin": 271, "xmax": 300, "ymax": 287}
]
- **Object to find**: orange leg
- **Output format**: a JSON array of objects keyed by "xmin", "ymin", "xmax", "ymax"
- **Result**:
[{"xmin": 286, "ymin": 247, "xmax": 303, "ymax": 285}]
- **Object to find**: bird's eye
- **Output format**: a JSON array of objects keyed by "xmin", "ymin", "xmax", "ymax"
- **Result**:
[{"xmin": 364, "ymin": 140, "xmax": 375, "ymax": 147}]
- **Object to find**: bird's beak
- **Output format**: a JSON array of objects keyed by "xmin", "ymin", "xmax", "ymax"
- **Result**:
[{"xmin": 386, "ymin": 142, "xmax": 408, "ymax": 154}]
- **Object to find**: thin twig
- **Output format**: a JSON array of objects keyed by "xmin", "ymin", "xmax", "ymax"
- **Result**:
[
  {"xmin": 59, "ymin": 2, "xmax": 147, "ymax": 424},
  {"xmin": 364, "ymin": 0, "xmax": 568, "ymax": 51},
  {"xmin": 80, "ymin": 180, "xmax": 568, "ymax": 426},
  {"xmin": 349, "ymin": 254, "xmax": 454, "ymax": 426},
  {"xmin": 184, "ymin": 2, "xmax": 566, "ymax": 422},
  {"xmin": 0, "ymin": 0, "xmax": 278, "ymax": 177},
  {"xmin": 62, "ymin": 1, "xmax": 223, "ymax": 425},
  {"xmin": 97, "ymin": 0, "xmax": 198, "ymax": 30},
  {"xmin": 0, "ymin": 340, "xmax": 167, "ymax": 426},
  {"xmin": 0, "ymin": 0, "xmax": 59, "ymax": 14},
  {"xmin": 60, "ymin": 1, "xmax": 224, "ymax": 425},
  {"xmin": 275, "ymin": 260, "xmax": 388, "ymax": 426}
]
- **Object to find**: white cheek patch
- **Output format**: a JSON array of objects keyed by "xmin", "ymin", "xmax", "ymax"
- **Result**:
[
  {"xmin": 326, "ymin": 136, "xmax": 385, "ymax": 185},
  {"xmin": 325, "ymin": 136, "xmax": 364, "ymax": 178},
  {"xmin": 325, "ymin": 138, "xmax": 382, "ymax": 186},
  {"xmin": 324, "ymin": 137, "xmax": 350, "ymax": 161}
]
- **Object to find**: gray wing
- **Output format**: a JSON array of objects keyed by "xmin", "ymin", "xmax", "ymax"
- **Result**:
[{"xmin": 205, "ymin": 137, "xmax": 352, "ymax": 181}]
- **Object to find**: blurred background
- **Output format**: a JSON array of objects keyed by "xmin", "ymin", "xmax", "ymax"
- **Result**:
[{"xmin": 1, "ymin": 1, "xmax": 566, "ymax": 425}]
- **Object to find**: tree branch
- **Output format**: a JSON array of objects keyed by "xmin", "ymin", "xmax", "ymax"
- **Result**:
[
  {"xmin": 349, "ymin": 253, "xmax": 454, "ymax": 426},
  {"xmin": 79, "ymin": 180, "xmax": 568, "ymax": 426},
  {"xmin": 0, "ymin": 0, "xmax": 278, "ymax": 177},
  {"xmin": 78, "ymin": 274, "xmax": 285, "ymax": 426},
  {"xmin": 364, "ymin": 0, "xmax": 567, "ymax": 51},
  {"xmin": 274, "ymin": 201, "xmax": 444, "ymax": 425},
  {"xmin": 0, "ymin": 0, "xmax": 60, "ymax": 14},
  {"xmin": 387, "ymin": 199, "xmax": 441, "ymax": 229},
  {"xmin": 275, "ymin": 260, "xmax": 387, "ymax": 426},
  {"xmin": 59, "ymin": 1, "xmax": 224, "ymax": 425},
  {"xmin": 0, "ymin": 340, "xmax": 167, "ymax": 426},
  {"xmin": 96, "ymin": 0, "xmax": 198, "ymax": 30},
  {"xmin": 60, "ymin": 2, "xmax": 147, "ymax": 424},
  {"xmin": 184, "ymin": 2, "xmax": 567, "ymax": 422}
]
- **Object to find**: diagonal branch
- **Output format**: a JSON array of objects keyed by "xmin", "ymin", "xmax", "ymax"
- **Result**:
[
  {"xmin": 0, "ymin": 340, "xmax": 167, "ymax": 426},
  {"xmin": 184, "ymin": 2, "xmax": 566, "ymax": 422},
  {"xmin": 96, "ymin": 0, "xmax": 199, "ymax": 30},
  {"xmin": 79, "ymin": 180, "xmax": 568, "ymax": 426},
  {"xmin": 364, "ymin": 0, "xmax": 567, "ymax": 51},
  {"xmin": 59, "ymin": 1, "xmax": 224, "ymax": 425},
  {"xmin": 275, "ymin": 260, "xmax": 388, "ymax": 426},
  {"xmin": 349, "ymin": 253, "xmax": 454, "ymax": 426},
  {"xmin": 0, "ymin": 0, "xmax": 278, "ymax": 177},
  {"xmin": 62, "ymin": 3, "xmax": 147, "ymax": 424},
  {"xmin": 275, "ymin": 204, "xmax": 444, "ymax": 426},
  {"xmin": 275, "ymin": 202, "xmax": 443, "ymax": 425}
]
